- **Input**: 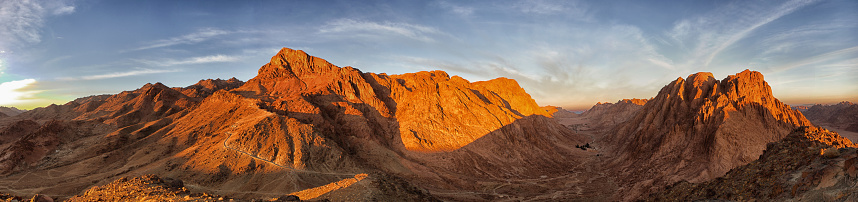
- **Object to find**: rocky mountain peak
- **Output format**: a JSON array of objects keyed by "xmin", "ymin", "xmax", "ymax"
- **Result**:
[
  {"xmin": 605, "ymin": 70, "xmax": 812, "ymax": 200},
  {"xmin": 719, "ymin": 69, "xmax": 773, "ymax": 104},
  {"xmin": 257, "ymin": 47, "xmax": 341, "ymax": 80},
  {"xmin": 618, "ymin": 98, "xmax": 648, "ymax": 105}
]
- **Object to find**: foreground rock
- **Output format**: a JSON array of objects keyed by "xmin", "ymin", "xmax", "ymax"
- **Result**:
[
  {"xmin": 67, "ymin": 175, "xmax": 204, "ymax": 201},
  {"xmin": 647, "ymin": 126, "xmax": 857, "ymax": 201}
]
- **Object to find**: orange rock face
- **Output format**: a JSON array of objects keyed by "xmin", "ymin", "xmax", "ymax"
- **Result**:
[{"xmin": 604, "ymin": 70, "xmax": 813, "ymax": 200}]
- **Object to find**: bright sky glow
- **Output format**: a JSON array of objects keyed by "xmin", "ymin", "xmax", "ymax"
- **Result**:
[
  {"xmin": 0, "ymin": 79, "xmax": 39, "ymax": 106},
  {"xmin": 0, "ymin": 0, "xmax": 856, "ymax": 110}
]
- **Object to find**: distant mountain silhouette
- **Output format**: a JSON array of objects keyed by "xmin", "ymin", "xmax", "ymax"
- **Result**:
[
  {"xmin": 803, "ymin": 101, "xmax": 858, "ymax": 133},
  {"xmin": 0, "ymin": 107, "xmax": 25, "ymax": 117}
]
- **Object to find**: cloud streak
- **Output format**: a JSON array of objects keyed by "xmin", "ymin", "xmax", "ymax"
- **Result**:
[
  {"xmin": 436, "ymin": 1, "xmax": 474, "ymax": 16},
  {"xmin": 0, "ymin": 0, "xmax": 75, "ymax": 51},
  {"xmin": 131, "ymin": 28, "xmax": 230, "ymax": 51},
  {"xmin": 319, "ymin": 19, "xmax": 445, "ymax": 42},
  {"xmin": 136, "ymin": 54, "xmax": 241, "ymax": 67},
  {"xmin": 60, "ymin": 69, "xmax": 180, "ymax": 81},
  {"xmin": 703, "ymin": 0, "xmax": 818, "ymax": 67},
  {"xmin": 666, "ymin": 0, "xmax": 820, "ymax": 69},
  {"xmin": 771, "ymin": 45, "xmax": 858, "ymax": 73}
]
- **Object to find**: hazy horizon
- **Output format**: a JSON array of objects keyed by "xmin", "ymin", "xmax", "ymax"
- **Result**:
[{"xmin": 1, "ymin": 0, "xmax": 856, "ymax": 110}]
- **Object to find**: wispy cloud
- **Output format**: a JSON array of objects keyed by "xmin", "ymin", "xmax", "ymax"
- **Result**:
[
  {"xmin": 60, "ymin": 69, "xmax": 180, "ymax": 81},
  {"xmin": 703, "ymin": 0, "xmax": 818, "ymax": 67},
  {"xmin": 513, "ymin": 0, "xmax": 565, "ymax": 14},
  {"xmin": 0, "ymin": 79, "xmax": 41, "ymax": 105},
  {"xmin": 319, "ymin": 19, "xmax": 445, "ymax": 42},
  {"xmin": 759, "ymin": 22, "xmax": 853, "ymax": 56},
  {"xmin": 509, "ymin": 0, "xmax": 590, "ymax": 20},
  {"xmin": 0, "ymin": 0, "xmax": 75, "ymax": 51},
  {"xmin": 131, "ymin": 28, "xmax": 230, "ymax": 51},
  {"xmin": 395, "ymin": 56, "xmax": 480, "ymax": 75},
  {"xmin": 436, "ymin": 1, "xmax": 474, "ymax": 16},
  {"xmin": 135, "ymin": 54, "xmax": 241, "ymax": 66},
  {"xmin": 666, "ymin": 0, "xmax": 820, "ymax": 68},
  {"xmin": 771, "ymin": 45, "xmax": 858, "ymax": 73}
]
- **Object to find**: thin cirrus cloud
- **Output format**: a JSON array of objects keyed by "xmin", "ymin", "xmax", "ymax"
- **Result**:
[
  {"xmin": 318, "ymin": 19, "xmax": 445, "ymax": 42},
  {"xmin": 513, "ymin": 0, "xmax": 579, "ymax": 15},
  {"xmin": 60, "ymin": 69, "xmax": 180, "ymax": 81},
  {"xmin": 0, "ymin": 0, "xmax": 75, "ymax": 51},
  {"xmin": 130, "ymin": 28, "xmax": 231, "ymax": 51},
  {"xmin": 436, "ymin": 1, "xmax": 474, "ymax": 16},
  {"xmin": 758, "ymin": 23, "xmax": 847, "ymax": 56},
  {"xmin": 135, "ymin": 54, "xmax": 241, "ymax": 67},
  {"xmin": 770, "ymin": 45, "xmax": 858, "ymax": 73},
  {"xmin": 665, "ymin": 0, "xmax": 819, "ymax": 69}
]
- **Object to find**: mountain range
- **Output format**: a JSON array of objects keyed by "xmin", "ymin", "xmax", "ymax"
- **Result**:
[{"xmin": 0, "ymin": 48, "xmax": 854, "ymax": 201}]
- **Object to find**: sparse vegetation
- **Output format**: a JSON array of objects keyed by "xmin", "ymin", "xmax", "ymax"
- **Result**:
[{"xmin": 575, "ymin": 143, "xmax": 595, "ymax": 150}]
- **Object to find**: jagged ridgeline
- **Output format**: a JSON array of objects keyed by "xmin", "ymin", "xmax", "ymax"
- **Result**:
[{"xmin": 0, "ymin": 48, "xmax": 853, "ymax": 201}]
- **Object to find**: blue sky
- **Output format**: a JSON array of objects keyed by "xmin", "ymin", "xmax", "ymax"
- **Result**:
[{"xmin": 0, "ymin": 0, "xmax": 856, "ymax": 110}]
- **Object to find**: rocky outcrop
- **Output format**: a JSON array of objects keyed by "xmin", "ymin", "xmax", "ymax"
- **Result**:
[
  {"xmin": 647, "ymin": 126, "xmax": 856, "ymax": 201},
  {"xmin": 803, "ymin": 101, "xmax": 858, "ymax": 133},
  {"xmin": 66, "ymin": 175, "xmax": 208, "ymax": 202},
  {"xmin": 604, "ymin": 70, "xmax": 813, "ymax": 200}
]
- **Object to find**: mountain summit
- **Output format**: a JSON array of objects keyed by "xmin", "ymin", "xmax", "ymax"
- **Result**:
[{"xmin": 604, "ymin": 70, "xmax": 813, "ymax": 199}]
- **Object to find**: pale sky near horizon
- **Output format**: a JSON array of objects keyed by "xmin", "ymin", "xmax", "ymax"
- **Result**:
[{"xmin": 0, "ymin": 0, "xmax": 856, "ymax": 110}]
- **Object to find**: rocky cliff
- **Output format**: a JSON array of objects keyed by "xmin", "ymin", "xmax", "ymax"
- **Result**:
[{"xmin": 604, "ymin": 70, "xmax": 813, "ymax": 200}]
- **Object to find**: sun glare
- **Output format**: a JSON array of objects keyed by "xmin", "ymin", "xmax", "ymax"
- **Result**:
[{"xmin": 0, "ymin": 79, "xmax": 37, "ymax": 106}]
